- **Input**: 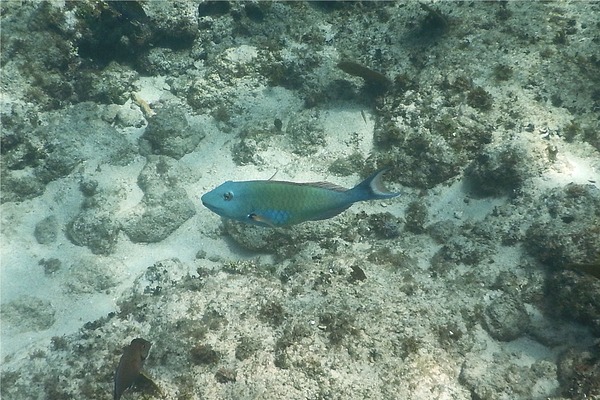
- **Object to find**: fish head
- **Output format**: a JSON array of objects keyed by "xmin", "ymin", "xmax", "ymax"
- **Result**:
[
  {"xmin": 201, "ymin": 181, "xmax": 255, "ymax": 222},
  {"xmin": 130, "ymin": 338, "xmax": 152, "ymax": 360}
]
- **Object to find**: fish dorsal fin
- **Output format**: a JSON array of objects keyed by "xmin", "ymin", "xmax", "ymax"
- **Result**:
[{"xmin": 268, "ymin": 171, "xmax": 278, "ymax": 180}]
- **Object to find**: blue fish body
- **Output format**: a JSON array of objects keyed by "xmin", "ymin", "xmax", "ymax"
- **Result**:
[{"xmin": 201, "ymin": 169, "xmax": 399, "ymax": 227}]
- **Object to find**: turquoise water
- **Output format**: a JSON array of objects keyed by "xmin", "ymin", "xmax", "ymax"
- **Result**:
[{"xmin": 1, "ymin": 2, "xmax": 599, "ymax": 399}]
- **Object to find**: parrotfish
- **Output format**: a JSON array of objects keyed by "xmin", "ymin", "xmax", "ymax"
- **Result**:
[
  {"xmin": 201, "ymin": 169, "xmax": 399, "ymax": 227},
  {"xmin": 114, "ymin": 338, "xmax": 151, "ymax": 400}
]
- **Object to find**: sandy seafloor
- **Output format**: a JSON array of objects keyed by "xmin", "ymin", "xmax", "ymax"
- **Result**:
[{"xmin": 1, "ymin": 1, "xmax": 600, "ymax": 399}]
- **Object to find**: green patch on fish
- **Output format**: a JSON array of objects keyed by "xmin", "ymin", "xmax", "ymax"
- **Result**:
[{"xmin": 201, "ymin": 169, "xmax": 399, "ymax": 227}]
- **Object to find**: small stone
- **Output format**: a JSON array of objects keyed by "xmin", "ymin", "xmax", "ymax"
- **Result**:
[
  {"xmin": 1, "ymin": 295, "xmax": 56, "ymax": 332},
  {"xmin": 483, "ymin": 294, "xmax": 530, "ymax": 341},
  {"xmin": 215, "ymin": 368, "xmax": 236, "ymax": 383},
  {"xmin": 190, "ymin": 344, "xmax": 220, "ymax": 365},
  {"xmin": 67, "ymin": 210, "xmax": 120, "ymax": 255},
  {"xmin": 79, "ymin": 179, "xmax": 98, "ymax": 197},
  {"xmin": 141, "ymin": 105, "xmax": 204, "ymax": 159},
  {"xmin": 34, "ymin": 215, "xmax": 58, "ymax": 244},
  {"xmin": 39, "ymin": 258, "xmax": 61, "ymax": 275}
]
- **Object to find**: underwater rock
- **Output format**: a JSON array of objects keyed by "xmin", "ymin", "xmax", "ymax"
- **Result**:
[
  {"xmin": 0, "ymin": 170, "xmax": 46, "ymax": 204},
  {"xmin": 464, "ymin": 143, "xmax": 538, "ymax": 197},
  {"xmin": 67, "ymin": 208, "xmax": 121, "ymax": 255},
  {"xmin": 143, "ymin": 2, "xmax": 198, "ymax": 48},
  {"xmin": 371, "ymin": 79, "xmax": 493, "ymax": 189},
  {"xmin": 460, "ymin": 354, "xmax": 558, "ymax": 399},
  {"xmin": 427, "ymin": 219, "xmax": 458, "ymax": 243},
  {"xmin": 404, "ymin": 200, "xmax": 428, "ymax": 234},
  {"xmin": 230, "ymin": 119, "xmax": 285, "ymax": 166},
  {"xmin": 223, "ymin": 219, "xmax": 295, "ymax": 253},
  {"xmin": 1, "ymin": 295, "xmax": 56, "ymax": 332},
  {"xmin": 0, "ymin": 2, "xmax": 80, "ymax": 109},
  {"xmin": 35, "ymin": 103, "xmax": 136, "ymax": 181},
  {"xmin": 138, "ymin": 258, "xmax": 191, "ymax": 296},
  {"xmin": 123, "ymin": 188, "xmax": 195, "ymax": 243},
  {"xmin": 222, "ymin": 218, "xmax": 336, "ymax": 260},
  {"xmin": 2, "ymin": 102, "xmax": 136, "ymax": 203},
  {"xmin": 141, "ymin": 105, "xmax": 204, "ymax": 159},
  {"xmin": 75, "ymin": 62, "xmax": 138, "ymax": 105},
  {"xmin": 235, "ymin": 337, "xmax": 262, "ymax": 361},
  {"xmin": 64, "ymin": 255, "xmax": 121, "ymax": 294},
  {"xmin": 197, "ymin": 1, "xmax": 231, "ymax": 18},
  {"xmin": 525, "ymin": 183, "xmax": 600, "ymax": 269},
  {"xmin": 231, "ymin": 138, "xmax": 265, "ymax": 166},
  {"xmin": 69, "ymin": 1, "xmax": 152, "ymax": 66},
  {"xmin": 328, "ymin": 153, "xmax": 365, "ymax": 177},
  {"xmin": 215, "ymin": 368, "xmax": 237, "ymax": 383},
  {"xmin": 466, "ymin": 86, "xmax": 493, "ymax": 111},
  {"xmin": 135, "ymin": 155, "xmax": 177, "ymax": 193},
  {"xmin": 79, "ymin": 178, "xmax": 99, "ymax": 197},
  {"xmin": 156, "ymin": 3, "xmax": 209, "ymax": 68},
  {"xmin": 34, "ymin": 215, "xmax": 58, "ymax": 244},
  {"xmin": 190, "ymin": 344, "xmax": 220, "ymax": 365},
  {"xmin": 366, "ymin": 212, "xmax": 403, "ymax": 239},
  {"xmin": 482, "ymin": 293, "xmax": 530, "ymax": 341},
  {"xmin": 557, "ymin": 344, "xmax": 600, "ymax": 398},
  {"xmin": 39, "ymin": 258, "xmax": 61, "ymax": 275},
  {"xmin": 285, "ymin": 111, "xmax": 325, "ymax": 156},
  {"xmin": 546, "ymin": 270, "xmax": 600, "ymax": 336},
  {"xmin": 123, "ymin": 156, "xmax": 195, "ymax": 243},
  {"xmin": 372, "ymin": 126, "xmax": 463, "ymax": 189},
  {"xmin": 66, "ymin": 186, "xmax": 126, "ymax": 255},
  {"xmin": 139, "ymin": 47, "xmax": 196, "ymax": 76},
  {"xmin": 430, "ymin": 232, "xmax": 495, "ymax": 275}
]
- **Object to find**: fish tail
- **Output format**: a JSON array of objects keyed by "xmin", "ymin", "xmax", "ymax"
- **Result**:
[{"xmin": 350, "ymin": 168, "xmax": 400, "ymax": 201}]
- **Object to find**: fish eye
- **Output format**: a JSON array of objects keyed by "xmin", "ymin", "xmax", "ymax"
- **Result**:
[{"xmin": 223, "ymin": 191, "xmax": 233, "ymax": 201}]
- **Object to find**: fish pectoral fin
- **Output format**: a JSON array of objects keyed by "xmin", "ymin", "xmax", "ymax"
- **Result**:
[
  {"xmin": 135, "ymin": 372, "xmax": 164, "ymax": 398},
  {"xmin": 248, "ymin": 213, "xmax": 276, "ymax": 227}
]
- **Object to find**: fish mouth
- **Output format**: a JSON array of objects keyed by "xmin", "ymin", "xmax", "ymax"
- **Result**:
[{"xmin": 201, "ymin": 201, "xmax": 223, "ymax": 214}]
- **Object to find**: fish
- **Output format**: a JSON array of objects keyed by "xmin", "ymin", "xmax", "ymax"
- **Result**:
[
  {"xmin": 201, "ymin": 169, "xmax": 399, "ymax": 227},
  {"xmin": 114, "ymin": 338, "xmax": 152, "ymax": 400},
  {"xmin": 565, "ymin": 261, "xmax": 600, "ymax": 279}
]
